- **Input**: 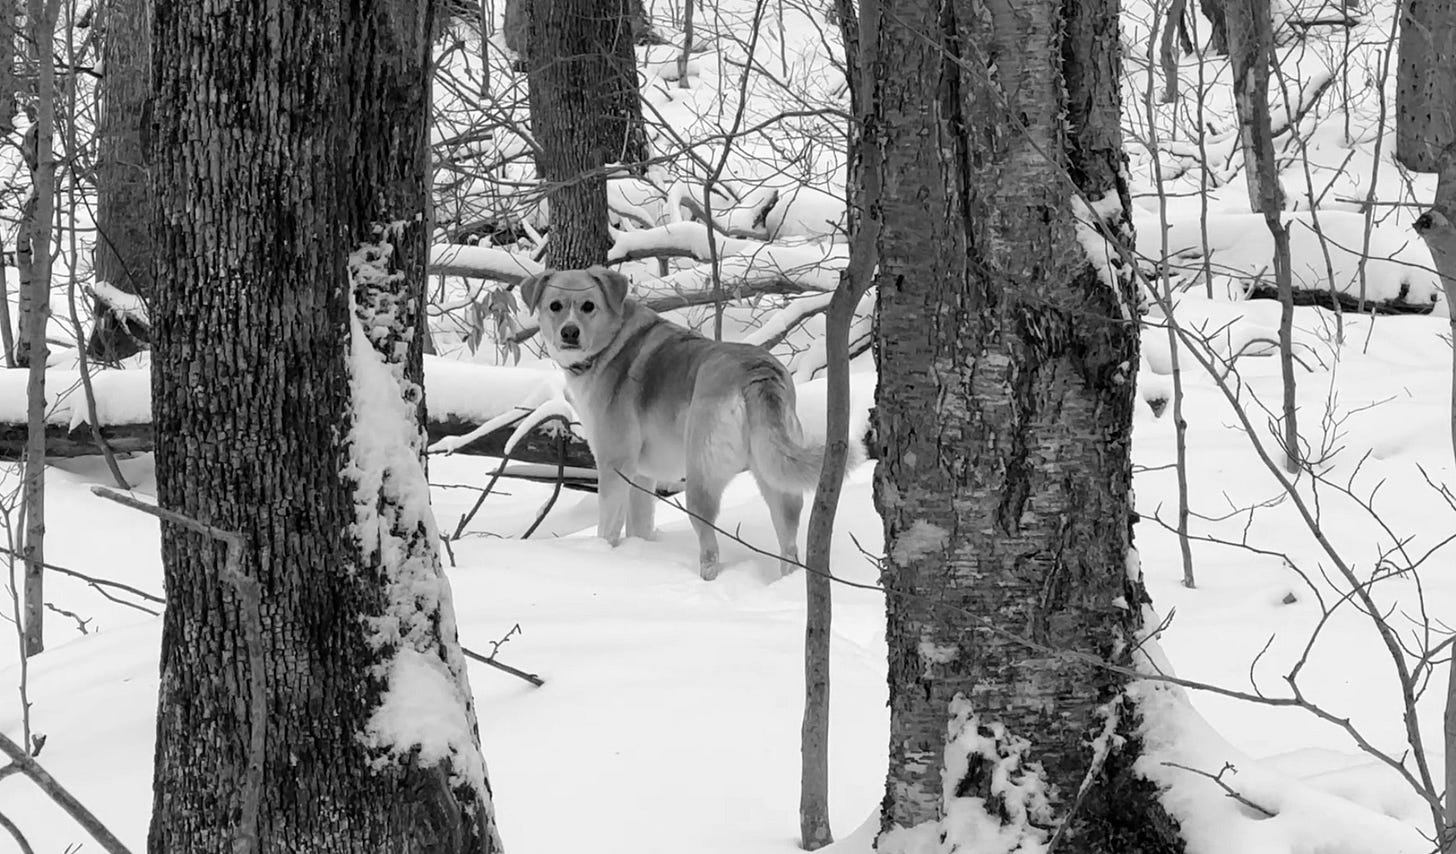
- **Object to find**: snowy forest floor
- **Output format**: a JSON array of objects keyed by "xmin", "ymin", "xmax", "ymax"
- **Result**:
[{"xmin": 6, "ymin": 0, "xmax": 1456, "ymax": 851}]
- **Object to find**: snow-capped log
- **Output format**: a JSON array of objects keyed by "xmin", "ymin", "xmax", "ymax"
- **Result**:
[
  {"xmin": 0, "ymin": 362, "xmax": 599, "ymax": 475},
  {"xmin": 0, "ymin": 361, "xmax": 880, "ymax": 474},
  {"xmin": 0, "ymin": 407, "xmax": 600, "ymax": 473}
]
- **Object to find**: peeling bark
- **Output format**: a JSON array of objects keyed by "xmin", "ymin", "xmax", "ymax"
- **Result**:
[{"xmin": 871, "ymin": 0, "xmax": 1183, "ymax": 848}]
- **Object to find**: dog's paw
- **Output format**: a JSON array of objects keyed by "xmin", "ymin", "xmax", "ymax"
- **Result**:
[{"xmin": 699, "ymin": 549, "xmax": 722, "ymax": 581}]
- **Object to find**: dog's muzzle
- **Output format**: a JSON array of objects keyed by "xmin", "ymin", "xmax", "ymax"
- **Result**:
[{"xmin": 560, "ymin": 323, "xmax": 581, "ymax": 347}]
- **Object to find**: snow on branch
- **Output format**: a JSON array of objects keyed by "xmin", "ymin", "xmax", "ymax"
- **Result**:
[
  {"xmin": 742, "ymin": 292, "xmax": 835, "ymax": 350},
  {"xmin": 87, "ymin": 281, "xmax": 150, "ymax": 328},
  {"xmin": 607, "ymin": 221, "xmax": 771, "ymax": 263},
  {"xmin": 634, "ymin": 241, "xmax": 847, "ymax": 307},
  {"xmin": 429, "ymin": 243, "xmax": 544, "ymax": 283}
]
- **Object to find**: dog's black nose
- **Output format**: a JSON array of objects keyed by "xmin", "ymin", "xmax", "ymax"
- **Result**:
[{"xmin": 560, "ymin": 323, "xmax": 580, "ymax": 345}]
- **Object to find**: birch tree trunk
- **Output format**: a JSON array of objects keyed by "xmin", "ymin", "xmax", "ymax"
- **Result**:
[
  {"xmin": 871, "ymin": 0, "xmax": 1184, "ymax": 848},
  {"xmin": 90, "ymin": 0, "xmax": 153, "ymax": 362},
  {"xmin": 1396, "ymin": 0, "xmax": 1456, "ymax": 172},
  {"xmin": 148, "ymin": 0, "xmax": 502, "ymax": 849},
  {"xmin": 0, "ymin": 1, "xmax": 17, "ymax": 366}
]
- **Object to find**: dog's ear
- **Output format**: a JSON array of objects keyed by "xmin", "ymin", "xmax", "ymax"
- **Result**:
[
  {"xmin": 587, "ymin": 266, "xmax": 631, "ymax": 313},
  {"xmin": 517, "ymin": 270, "xmax": 555, "ymax": 312}
]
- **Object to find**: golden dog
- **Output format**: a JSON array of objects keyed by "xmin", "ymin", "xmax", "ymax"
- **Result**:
[{"xmin": 520, "ymin": 266, "xmax": 830, "ymax": 580}]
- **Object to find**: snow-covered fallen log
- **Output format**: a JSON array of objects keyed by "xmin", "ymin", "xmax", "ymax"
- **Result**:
[
  {"xmin": 0, "ymin": 360, "xmax": 880, "ymax": 475},
  {"xmin": 1136, "ymin": 210, "xmax": 1444, "ymax": 314},
  {"xmin": 0, "ymin": 361, "xmax": 598, "ymax": 472}
]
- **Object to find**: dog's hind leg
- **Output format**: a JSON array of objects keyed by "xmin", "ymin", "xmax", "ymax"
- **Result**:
[
  {"xmin": 626, "ymin": 474, "xmax": 658, "ymax": 540},
  {"xmin": 686, "ymin": 474, "xmax": 731, "ymax": 580},
  {"xmin": 754, "ymin": 473, "xmax": 804, "ymax": 577}
]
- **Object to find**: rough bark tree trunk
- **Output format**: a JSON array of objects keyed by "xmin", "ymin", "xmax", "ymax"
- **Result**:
[
  {"xmin": 148, "ymin": 0, "xmax": 503, "ymax": 849},
  {"xmin": 89, "ymin": 0, "xmax": 153, "ymax": 362},
  {"xmin": 870, "ymin": 0, "xmax": 1184, "ymax": 849},
  {"xmin": 525, "ymin": 0, "xmax": 643, "ymax": 268},
  {"xmin": 1396, "ymin": 0, "xmax": 1456, "ymax": 172}
]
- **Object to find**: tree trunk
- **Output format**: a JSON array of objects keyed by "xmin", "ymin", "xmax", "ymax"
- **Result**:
[
  {"xmin": 89, "ymin": 0, "xmax": 153, "ymax": 362},
  {"xmin": 1225, "ymin": 0, "xmax": 1282, "ymax": 214},
  {"xmin": 1160, "ymin": 0, "xmax": 1189, "ymax": 103},
  {"xmin": 148, "ymin": 0, "xmax": 502, "ymax": 849},
  {"xmin": 21, "ymin": 0, "xmax": 60, "ymax": 659},
  {"xmin": 0, "ymin": 0, "xmax": 17, "ymax": 369},
  {"xmin": 503, "ymin": 0, "xmax": 526, "ymax": 59},
  {"xmin": 0, "ymin": 0, "xmax": 17, "ymax": 134},
  {"xmin": 525, "ymin": 0, "xmax": 641, "ymax": 267},
  {"xmin": 1200, "ymin": 0, "xmax": 1228, "ymax": 54},
  {"xmin": 870, "ymin": 0, "xmax": 1184, "ymax": 849},
  {"xmin": 1396, "ymin": 0, "xmax": 1456, "ymax": 173},
  {"xmin": 606, "ymin": 0, "xmax": 649, "ymax": 171},
  {"xmin": 1225, "ymin": 0, "xmax": 1299, "ymax": 470}
]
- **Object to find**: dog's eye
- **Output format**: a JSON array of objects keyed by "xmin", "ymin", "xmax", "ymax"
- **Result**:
[
  {"xmin": 548, "ymin": 300, "xmax": 563, "ymax": 312},
  {"xmin": 581, "ymin": 301, "xmax": 595, "ymax": 313}
]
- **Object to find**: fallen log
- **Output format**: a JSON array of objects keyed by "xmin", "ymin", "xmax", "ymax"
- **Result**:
[
  {"xmin": 1244, "ymin": 280, "xmax": 1439, "ymax": 315},
  {"xmin": 0, "ymin": 362, "xmax": 878, "ymax": 484},
  {"xmin": 0, "ymin": 411, "xmax": 598, "ymax": 468}
]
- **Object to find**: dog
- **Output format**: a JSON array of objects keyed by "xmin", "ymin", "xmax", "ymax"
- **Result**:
[{"xmin": 520, "ymin": 266, "xmax": 833, "ymax": 580}]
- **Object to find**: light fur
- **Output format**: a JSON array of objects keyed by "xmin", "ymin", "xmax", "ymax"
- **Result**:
[{"xmin": 521, "ymin": 265, "xmax": 838, "ymax": 580}]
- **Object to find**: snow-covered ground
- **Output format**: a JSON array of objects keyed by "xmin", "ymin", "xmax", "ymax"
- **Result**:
[
  {"xmin": 5, "ymin": 0, "xmax": 1456, "ymax": 852},
  {"xmin": 5, "ymin": 301, "xmax": 1454, "ymax": 853}
]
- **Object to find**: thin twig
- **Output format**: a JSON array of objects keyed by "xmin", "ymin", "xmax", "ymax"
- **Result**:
[
  {"xmin": 0, "ymin": 731, "xmax": 133, "ymax": 854},
  {"xmin": 0, "ymin": 809, "xmax": 35, "ymax": 854},
  {"xmin": 89, "ymin": 486, "xmax": 262, "ymax": 854},
  {"xmin": 459, "ymin": 643, "xmax": 544, "ymax": 687},
  {"xmin": 521, "ymin": 430, "xmax": 568, "ymax": 539},
  {"xmin": 1161, "ymin": 761, "xmax": 1277, "ymax": 818},
  {"xmin": 43, "ymin": 601, "xmax": 90, "ymax": 634},
  {"xmin": 0, "ymin": 546, "xmax": 164, "ymax": 606}
]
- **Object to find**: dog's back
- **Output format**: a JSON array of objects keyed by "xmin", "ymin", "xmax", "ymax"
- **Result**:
[{"xmin": 586, "ymin": 303, "xmax": 824, "ymax": 493}]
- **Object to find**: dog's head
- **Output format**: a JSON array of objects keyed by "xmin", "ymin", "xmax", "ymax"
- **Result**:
[{"xmin": 519, "ymin": 266, "xmax": 631, "ymax": 366}]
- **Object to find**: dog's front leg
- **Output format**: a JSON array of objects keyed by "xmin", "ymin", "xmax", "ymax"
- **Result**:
[
  {"xmin": 625, "ymin": 474, "xmax": 657, "ymax": 540},
  {"xmin": 596, "ymin": 464, "xmax": 632, "ymax": 545}
]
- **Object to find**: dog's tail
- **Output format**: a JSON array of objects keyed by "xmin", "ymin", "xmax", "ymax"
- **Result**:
[{"xmin": 744, "ymin": 368, "xmax": 860, "ymax": 494}]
